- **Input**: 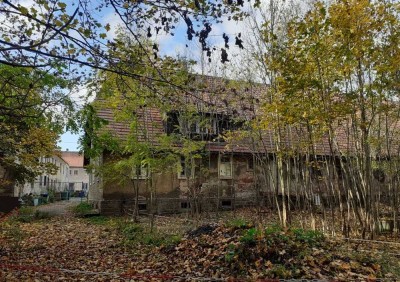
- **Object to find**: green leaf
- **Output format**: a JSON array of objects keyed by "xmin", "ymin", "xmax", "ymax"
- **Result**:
[
  {"xmin": 19, "ymin": 6, "xmax": 29, "ymax": 15},
  {"xmin": 57, "ymin": 2, "xmax": 67, "ymax": 9}
]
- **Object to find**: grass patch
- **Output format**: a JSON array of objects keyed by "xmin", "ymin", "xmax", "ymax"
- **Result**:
[
  {"xmin": 240, "ymin": 227, "xmax": 261, "ymax": 245},
  {"xmin": 118, "ymin": 221, "xmax": 181, "ymax": 247},
  {"xmin": 84, "ymin": 215, "xmax": 110, "ymax": 225},
  {"xmin": 377, "ymin": 252, "xmax": 400, "ymax": 277},
  {"xmin": 292, "ymin": 228, "xmax": 324, "ymax": 246},
  {"xmin": 11, "ymin": 206, "xmax": 51, "ymax": 223},
  {"xmin": 71, "ymin": 202, "xmax": 94, "ymax": 216},
  {"xmin": 226, "ymin": 218, "xmax": 252, "ymax": 229},
  {"xmin": 0, "ymin": 215, "xmax": 27, "ymax": 250}
]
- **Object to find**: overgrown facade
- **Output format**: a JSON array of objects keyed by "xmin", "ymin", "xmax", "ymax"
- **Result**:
[{"xmin": 86, "ymin": 75, "xmax": 396, "ymax": 217}]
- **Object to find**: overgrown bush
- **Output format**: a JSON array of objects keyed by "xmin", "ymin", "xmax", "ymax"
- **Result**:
[
  {"xmin": 225, "ymin": 223, "xmax": 326, "ymax": 277},
  {"xmin": 48, "ymin": 188, "xmax": 56, "ymax": 203}
]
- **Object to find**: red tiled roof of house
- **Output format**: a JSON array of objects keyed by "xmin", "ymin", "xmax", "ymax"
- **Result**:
[
  {"xmin": 93, "ymin": 75, "xmax": 400, "ymax": 157},
  {"xmin": 95, "ymin": 100, "xmax": 164, "ymax": 146},
  {"xmin": 61, "ymin": 151, "xmax": 84, "ymax": 167}
]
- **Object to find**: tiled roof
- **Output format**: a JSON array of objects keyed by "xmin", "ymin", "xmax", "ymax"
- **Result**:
[
  {"xmin": 93, "ymin": 75, "xmax": 399, "ymax": 157},
  {"xmin": 95, "ymin": 100, "xmax": 164, "ymax": 146},
  {"xmin": 61, "ymin": 151, "xmax": 84, "ymax": 167}
]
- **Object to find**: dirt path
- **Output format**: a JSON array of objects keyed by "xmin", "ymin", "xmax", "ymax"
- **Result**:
[{"xmin": 34, "ymin": 197, "xmax": 84, "ymax": 216}]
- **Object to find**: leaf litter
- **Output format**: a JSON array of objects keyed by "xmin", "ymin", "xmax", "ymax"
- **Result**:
[{"xmin": 0, "ymin": 215, "xmax": 399, "ymax": 281}]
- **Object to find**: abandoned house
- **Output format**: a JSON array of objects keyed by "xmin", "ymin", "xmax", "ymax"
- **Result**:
[{"xmin": 86, "ymin": 75, "xmax": 397, "ymax": 215}]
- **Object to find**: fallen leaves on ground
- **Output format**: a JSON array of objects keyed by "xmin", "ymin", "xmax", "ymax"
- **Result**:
[{"xmin": 0, "ymin": 215, "xmax": 399, "ymax": 281}]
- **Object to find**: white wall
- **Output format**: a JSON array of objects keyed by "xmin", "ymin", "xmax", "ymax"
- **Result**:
[{"xmin": 17, "ymin": 155, "xmax": 70, "ymax": 196}]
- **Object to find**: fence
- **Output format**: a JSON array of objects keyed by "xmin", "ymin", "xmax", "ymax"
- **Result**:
[
  {"xmin": 95, "ymin": 192, "xmax": 336, "ymax": 216},
  {"xmin": 14, "ymin": 182, "xmax": 87, "ymax": 207},
  {"xmin": 17, "ymin": 181, "xmax": 88, "ymax": 197}
]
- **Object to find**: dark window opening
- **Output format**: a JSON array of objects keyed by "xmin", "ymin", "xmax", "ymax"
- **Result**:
[
  {"xmin": 334, "ymin": 161, "xmax": 345, "ymax": 179},
  {"xmin": 310, "ymin": 161, "xmax": 323, "ymax": 180},
  {"xmin": 181, "ymin": 202, "xmax": 191, "ymax": 209},
  {"xmin": 138, "ymin": 203, "xmax": 147, "ymax": 210},
  {"xmin": 247, "ymin": 157, "xmax": 254, "ymax": 170},
  {"xmin": 180, "ymin": 156, "xmax": 187, "ymax": 178},
  {"xmin": 164, "ymin": 111, "xmax": 180, "ymax": 135},
  {"xmin": 221, "ymin": 200, "xmax": 232, "ymax": 208},
  {"xmin": 164, "ymin": 111, "xmax": 245, "ymax": 141}
]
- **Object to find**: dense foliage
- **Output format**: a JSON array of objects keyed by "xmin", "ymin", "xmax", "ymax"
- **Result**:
[{"xmin": 0, "ymin": 64, "xmax": 74, "ymax": 191}]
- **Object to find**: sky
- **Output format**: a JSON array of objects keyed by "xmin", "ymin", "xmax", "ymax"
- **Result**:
[
  {"xmin": 57, "ymin": 0, "xmax": 261, "ymax": 151},
  {"xmin": 59, "ymin": 132, "xmax": 80, "ymax": 151}
]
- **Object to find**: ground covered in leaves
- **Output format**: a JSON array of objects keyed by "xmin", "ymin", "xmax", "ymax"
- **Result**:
[{"xmin": 0, "ymin": 210, "xmax": 399, "ymax": 281}]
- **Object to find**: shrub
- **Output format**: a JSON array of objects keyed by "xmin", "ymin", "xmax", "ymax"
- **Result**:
[
  {"xmin": 225, "ymin": 243, "xmax": 236, "ymax": 262},
  {"xmin": 122, "ymin": 223, "xmax": 143, "ymax": 240},
  {"xmin": 3, "ymin": 221, "xmax": 26, "ymax": 250},
  {"xmin": 265, "ymin": 225, "xmax": 289, "ymax": 246},
  {"xmin": 240, "ymin": 227, "xmax": 260, "ymax": 245},
  {"xmin": 14, "ymin": 206, "xmax": 35, "ymax": 222}
]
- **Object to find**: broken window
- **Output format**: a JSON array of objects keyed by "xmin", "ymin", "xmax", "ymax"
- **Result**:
[
  {"xmin": 221, "ymin": 199, "xmax": 232, "ymax": 209},
  {"xmin": 247, "ymin": 156, "xmax": 254, "ymax": 171},
  {"xmin": 310, "ymin": 161, "xmax": 324, "ymax": 180},
  {"xmin": 180, "ymin": 201, "xmax": 191, "ymax": 209},
  {"xmin": 165, "ymin": 111, "xmax": 243, "ymax": 140},
  {"xmin": 178, "ymin": 156, "xmax": 194, "ymax": 179},
  {"xmin": 219, "ymin": 154, "xmax": 232, "ymax": 178},
  {"xmin": 133, "ymin": 164, "xmax": 150, "ymax": 179}
]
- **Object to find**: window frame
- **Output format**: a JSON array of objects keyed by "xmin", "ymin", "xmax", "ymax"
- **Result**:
[
  {"xmin": 219, "ymin": 154, "xmax": 233, "ymax": 179},
  {"xmin": 247, "ymin": 157, "xmax": 254, "ymax": 171},
  {"xmin": 132, "ymin": 164, "xmax": 150, "ymax": 180},
  {"xmin": 178, "ymin": 156, "xmax": 195, "ymax": 179}
]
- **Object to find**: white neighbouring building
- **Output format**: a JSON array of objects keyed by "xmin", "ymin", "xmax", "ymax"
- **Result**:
[
  {"xmin": 61, "ymin": 151, "xmax": 89, "ymax": 192},
  {"xmin": 16, "ymin": 154, "xmax": 70, "ymax": 196}
]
